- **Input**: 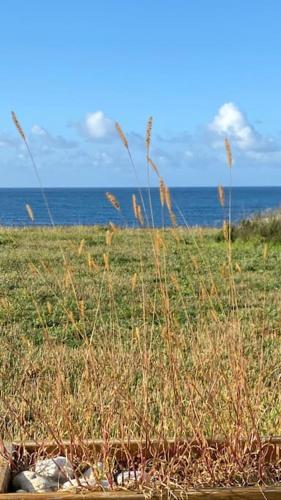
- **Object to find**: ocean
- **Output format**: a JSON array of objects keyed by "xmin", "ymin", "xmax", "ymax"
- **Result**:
[{"xmin": 0, "ymin": 187, "xmax": 280, "ymax": 227}]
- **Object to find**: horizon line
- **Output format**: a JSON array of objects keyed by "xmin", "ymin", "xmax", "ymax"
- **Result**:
[{"xmin": 0, "ymin": 185, "xmax": 281, "ymax": 189}]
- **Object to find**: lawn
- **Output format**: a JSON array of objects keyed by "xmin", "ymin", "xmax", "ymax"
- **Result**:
[{"xmin": 0, "ymin": 225, "xmax": 280, "ymax": 442}]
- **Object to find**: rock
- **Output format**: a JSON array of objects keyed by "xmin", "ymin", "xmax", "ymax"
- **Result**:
[
  {"xmin": 12, "ymin": 471, "xmax": 58, "ymax": 492},
  {"xmin": 16, "ymin": 490, "xmax": 27, "ymax": 493},
  {"xmin": 62, "ymin": 478, "xmax": 96, "ymax": 490},
  {"xmin": 100, "ymin": 479, "xmax": 110, "ymax": 489},
  {"xmin": 62, "ymin": 477, "xmax": 109, "ymax": 491},
  {"xmin": 117, "ymin": 470, "xmax": 142, "ymax": 485},
  {"xmin": 35, "ymin": 456, "xmax": 74, "ymax": 482}
]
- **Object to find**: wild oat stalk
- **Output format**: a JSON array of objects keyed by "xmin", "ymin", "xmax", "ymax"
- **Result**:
[
  {"xmin": 224, "ymin": 138, "xmax": 233, "ymax": 168},
  {"xmin": 146, "ymin": 116, "xmax": 154, "ymax": 227},
  {"xmin": 217, "ymin": 185, "xmax": 225, "ymax": 208},
  {"xmin": 11, "ymin": 111, "xmax": 55, "ymax": 227},
  {"xmin": 159, "ymin": 178, "xmax": 165, "ymax": 207},
  {"xmin": 148, "ymin": 158, "xmax": 160, "ymax": 177},
  {"xmin": 115, "ymin": 121, "xmax": 149, "ymax": 226},
  {"xmin": 224, "ymin": 137, "xmax": 236, "ymax": 312},
  {"xmin": 136, "ymin": 204, "xmax": 144, "ymax": 225},
  {"xmin": 11, "ymin": 111, "xmax": 87, "ymax": 335},
  {"xmin": 132, "ymin": 194, "xmax": 138, "ymax": 220},
  {"xmin": 115, "ymin": 122, "xmax": 128, "ymax": 149},
  {"xmin": 224, "ymin": 137, "xmax": 233, "ymax": 248},
  {"xmin": 25, "ymin": 204, "xmax": 34, "ymax": 222},
  {"xmin": 146, "ymin": 116, "xmax": 153, "ymax": 161},
  {"xmin": 11, "ymin": 111, "xmax": 26, "ymax": 140},
  {"xmin": 106, "ymin": 192, "xmax": 120, "ymax": 211}
]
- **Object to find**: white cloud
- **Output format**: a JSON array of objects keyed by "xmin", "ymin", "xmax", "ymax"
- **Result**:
[
  {"xmin": 208, "ymin": 102, "xmax": 281, "ymax": 160},
  {"xmin": 209, "ymin": 102, "xmax": 257, "ymax": 150},
  {"xmin": 82, "ymin": 111, "xmax": 114, "ymax": 140}
]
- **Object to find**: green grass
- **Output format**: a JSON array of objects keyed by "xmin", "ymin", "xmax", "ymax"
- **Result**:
[
  {"xmin": 0, "ymin": 226, "xmax": 280, "ymax": 343},
  {"xmin": 0, "ymin": 225, "xmax": 280, "ymax": 442}
]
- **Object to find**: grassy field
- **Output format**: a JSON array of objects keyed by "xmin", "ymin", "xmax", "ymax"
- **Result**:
[{"xmin": 0, "ymin": 224, "xmax": 280, "ymax": 447}]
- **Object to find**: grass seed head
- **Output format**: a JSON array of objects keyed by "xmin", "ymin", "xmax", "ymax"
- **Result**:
[
  {"xmin": 136, "ymin": 204, "xmax": 144, "ymax": 225},
  {"xmin": 132, "ymin": 194, "xmax": 138, "ymax": 219},
  {"xmin": 11, "ymin": 111, "xmax": 26, "ymax": 140},
  {"xmin": 106, "ymin": 192, "xmax": 120, "ymax": 211},
  {"xmin": 146, "ymin": 116, "xmax": 153, "ymax": 158},
  {"xmin": 159, "ymin": 179, "xmax": 165, "ymax": 206},
  {"xmin": 164, "ymin": 185, "xmax": 172, "ymax": 211},
  {"xmin": 115, "ymin": 122, "xmax": 128, "ymax": 149},
  {"xmin": 224, "ymin": 138, "xmax": 233, "ymax": 168},
  {"xmin": 218, "ymin": 185, "xmax": 225, "ymax": 207},
  {"xmin": 25, "ymin": 204, "xmax": 34, "ymax": 222}
]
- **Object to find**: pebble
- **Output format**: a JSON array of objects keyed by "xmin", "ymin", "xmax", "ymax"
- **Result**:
[
  {"xmin": 12, "ymin": 471, "xmax": 58, "ymax": 492},
  {"xmin": 35, "ymin": 456, "xmax": 74, "ymax": 482}
]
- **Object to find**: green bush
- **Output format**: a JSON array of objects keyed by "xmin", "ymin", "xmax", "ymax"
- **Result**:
[{"xmin": 232, "ymin": 211, "xmax": 281, "ymax": 242}]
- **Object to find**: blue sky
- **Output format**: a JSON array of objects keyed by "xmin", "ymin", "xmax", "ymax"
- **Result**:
[{"xmin": 1, "ymin": 0, "xmax": 281, "ymax": 186}]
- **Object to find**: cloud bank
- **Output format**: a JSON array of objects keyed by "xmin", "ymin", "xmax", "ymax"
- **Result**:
[{"xmin": 2, "ymin": 103, "xmax": 281, "ymax": 186}]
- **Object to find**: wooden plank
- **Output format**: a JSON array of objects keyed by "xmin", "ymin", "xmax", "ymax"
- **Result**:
[
  {"xmin": 0, "ymin": 443, "xmax": 11, "ymax": 494},
  {"xmin": 1, "ymin": 486, "xmax": 281, "ymax": 500},
  {"xmin": 12, "ymin": 437, "xmax": 281, "ymax": 460}
]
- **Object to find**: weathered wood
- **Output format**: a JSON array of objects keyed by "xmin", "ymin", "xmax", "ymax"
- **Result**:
[
  {"xmin": 12, "ymin": 437, "xmax": 281, "ymax": 461},
  {"xmin": 1, "ymin": 486, "xmax": 281, "ymax": 500},
  {"xmin": 0, "ymin": 443, "xmax": 11, "ymax": 493}
]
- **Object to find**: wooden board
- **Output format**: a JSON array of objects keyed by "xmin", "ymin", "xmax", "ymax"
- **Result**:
[
  {"xmin": 12, "ymin": 437, "xmax": 281, "ymax": 461},
  {"xmin": 0, "ymin": 443, "xmax": 11, "ymax": 494},
  {"xmin": 1, "ymin": 486, "xmax": 281, "ymax": 500}
]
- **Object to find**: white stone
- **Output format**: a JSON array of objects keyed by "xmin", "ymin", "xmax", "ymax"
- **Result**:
[
  {"xmin": 62, "ymin": 477, "xmax": 109, "ymax": 491},
  {"xmin": 83, "ymin": 468, "xmax": 95, "ymax": 481},
  {"xmin": 62, "ymin": 478, "xmax": 96, "ymax": 490},
  {"xmin": 12, "ymin": 470, "xmax": 58, "ymax": 492},
  {"xmin": 117, "ymin": 470, "xmax": 142, "ymax": 485},
  {"xmin": 16, "ymin": 490, "xmax": 27, "ymax": 493},
  {"xmin": 35, "ymin": 456, "xmax": 74, "ymax": 482},
  {"xmin": 100, "ymin": 479, "xmax": 110, "ymax": 489}
]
